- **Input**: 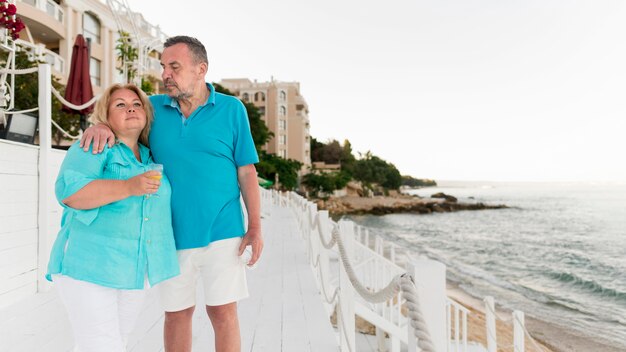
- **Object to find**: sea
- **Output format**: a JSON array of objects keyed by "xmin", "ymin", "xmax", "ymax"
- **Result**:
[{"xmin": 344, "ymin": 181, "xmax": 626, "ymax": 349}]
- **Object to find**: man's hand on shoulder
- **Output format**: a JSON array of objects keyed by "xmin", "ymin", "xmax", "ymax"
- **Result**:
[{"xmin": 79, "ymin": 124, "xmax": 115, "ymax": 154}]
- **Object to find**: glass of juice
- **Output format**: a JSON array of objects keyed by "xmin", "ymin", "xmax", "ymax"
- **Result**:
[
  {"xmin": 147, "ymin": 164, "xmax": 163, "ymax": 197},
  {"xmin": 148, "ymin": 164, "xmax": 163, "ymax": 180}
]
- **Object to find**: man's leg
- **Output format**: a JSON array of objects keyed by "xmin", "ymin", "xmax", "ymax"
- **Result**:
[
  {"xmin": 159, "ymin": 249, "xmax": 199, "ymax": 352},
  {"xmin": 164, "ymin": 306, "xmax": 195, "ymax": 352},
  {"xmin": 206, "ymin": 303, "xmax": 240, "ymax": 352}
]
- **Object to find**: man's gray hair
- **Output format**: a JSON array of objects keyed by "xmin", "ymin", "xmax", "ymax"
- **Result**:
[{"xmin": 164, "ymin": 36, "xmax": 208, "ymax": 65}]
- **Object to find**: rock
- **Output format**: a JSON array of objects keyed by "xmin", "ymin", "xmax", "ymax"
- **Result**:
[{"xmin": 431, "ymin": 192, "xmax": 458, "ymax": 202}]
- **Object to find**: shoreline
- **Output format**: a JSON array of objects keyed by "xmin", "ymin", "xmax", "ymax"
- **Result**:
[
  {"xmin": 316, "ymin": 194, "xmax": 508, "ymax": 216},
  {"xmin": 446, "ymin": 281, "xmax": 625, "ymax": 352}
]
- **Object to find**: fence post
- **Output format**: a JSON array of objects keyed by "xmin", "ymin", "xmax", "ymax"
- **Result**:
[
  {"xmin": 485, "ymin": 296, "xmax": 497, "ymax": 352},
  {"xmin": 406, "ymin": 258, "xmax": 447, "ymax": 352},
  {"xmin": 37, "ymin": 64, "xmax": 52, "ymax": 293},
  {"xmin": 513, "ymin": 310, "xmax": 525, "ymax": 352},
  {"xmin": 338, "ymin": 220, "xmax": 356, "ymax": 352},
  {"xmin": 307, "ymin": 203, "xmax": 318, "ymax": 266}
]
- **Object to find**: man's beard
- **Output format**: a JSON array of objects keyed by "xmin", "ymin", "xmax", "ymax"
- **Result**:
[{"xmin": 165, "ymin": 80, "xmax": 192, "ymax": 100}]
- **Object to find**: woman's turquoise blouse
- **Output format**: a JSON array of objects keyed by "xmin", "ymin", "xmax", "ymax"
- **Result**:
[{"xmin": 46, "ymin": 141, "xmax": 179, "ymax": 289}]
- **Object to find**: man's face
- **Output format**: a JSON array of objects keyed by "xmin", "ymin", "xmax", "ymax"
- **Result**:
[{"xmin": 160, "ymin": 43, "xmax": 205, "ymax": 100}]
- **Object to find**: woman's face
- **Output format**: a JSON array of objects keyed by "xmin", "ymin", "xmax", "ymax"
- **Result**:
[{"xmin": 107, "ymin": 88, "xmax": 147, "ymax": 138}]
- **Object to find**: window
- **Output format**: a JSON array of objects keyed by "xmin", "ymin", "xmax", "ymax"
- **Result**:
[
  {"xmin": 242, "ymin": 93, "xmax": 249, "ymax": 102},
  {"xmin": 279, "ymin": 90, "xmax": 286, "ymax": 101},
  {"xmin": 279, "ymin": 106, "xmax": 286, "ymax": 116},
  {"xmin": 254, "ymin": 92, "xmax": 265, "ymax": 102},
  {"xmin": 279, "ymin": 119, "xmax": 286, "ymax": 130},
  {"xmin": 83, "ymin": 13, "xmax": 101, "ymax": 44},
  {"xmin": 258, "ymin": 107, "xmax": 265, "ymax": 116},
  {"xmin": 279, "ymin": 150, "xmax": 286, "ymax": 158},
  {"xmin": 279, "ymin": 135, "xmax": 286, "ymax": 145},
  {"xmin": 90, "ymin": 58, "xmax": 101, "ymax": 86}
]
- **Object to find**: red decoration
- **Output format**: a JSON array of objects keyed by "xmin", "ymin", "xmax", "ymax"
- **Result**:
[{"xmin": 1, "ymin": 2, "xmax": 25, "ymax": 40}]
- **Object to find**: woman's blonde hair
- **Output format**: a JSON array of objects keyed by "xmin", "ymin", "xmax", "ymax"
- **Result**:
[{"xmin": 89, "ymin": 84, "xmax": 154, "ymax": 146}]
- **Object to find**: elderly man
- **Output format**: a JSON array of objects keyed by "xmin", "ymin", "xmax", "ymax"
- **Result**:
[{"xmin": 80, "ymin": 36, "xmax": 263, "ymax": 352}]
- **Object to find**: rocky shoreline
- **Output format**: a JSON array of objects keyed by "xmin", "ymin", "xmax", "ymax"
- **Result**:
[{"xmin": 315, "ymin": 193, "xmax": 508, "ymax": 216}]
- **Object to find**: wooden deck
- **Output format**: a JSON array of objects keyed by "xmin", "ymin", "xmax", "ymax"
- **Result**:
[{"xmin": 0, "ymin": 205, "xmax": 339, "ymax": 352}]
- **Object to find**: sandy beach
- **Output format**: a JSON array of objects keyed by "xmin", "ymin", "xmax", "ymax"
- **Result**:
[{"xmin": 446, "ymin": 284, "xmax": 624, "ymax": 352}]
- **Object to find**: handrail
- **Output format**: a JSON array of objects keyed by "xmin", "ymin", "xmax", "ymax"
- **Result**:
[{"xmin": 273, "ymin": 190, "xmax": 438, "ymax": 352}]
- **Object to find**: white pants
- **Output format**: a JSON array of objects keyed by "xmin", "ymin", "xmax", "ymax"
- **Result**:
[{"xmin": 54, "ymin": 275, "xmax": 146, "ymax": 352}]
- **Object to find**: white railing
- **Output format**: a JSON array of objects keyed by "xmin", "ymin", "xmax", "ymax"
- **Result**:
[
  {"xmin": 263, "ymin": 190, "xmax": 441, "ymax": 352},
  {"xmin": 447, "ymin": 298, "xmax": 470, "ymax": 352},
  {"xmin": 19, "ymin": 0, "xmax": 64, "ymax": 24},
  {"xmin": 259, "ymin": 189, "xmax": 551, "ymax": 352},
  {"xmin": 14, "ymin": 39, "xmax": 65, "ymax": 74}
]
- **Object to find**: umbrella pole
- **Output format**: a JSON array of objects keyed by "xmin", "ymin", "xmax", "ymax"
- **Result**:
[{"xmin": 80, "ymin": 114, "xmax": 88, "ymax": 131}]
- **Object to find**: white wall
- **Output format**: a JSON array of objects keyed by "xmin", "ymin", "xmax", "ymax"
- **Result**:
[{"xmin": 0, "ymin": 140, "xmax": 65, "ymax": 309}]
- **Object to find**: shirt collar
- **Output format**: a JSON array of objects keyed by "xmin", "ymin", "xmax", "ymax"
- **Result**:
[{"xmin": 163, "ymin": 82, "xmax": 216, "ymax": 110}]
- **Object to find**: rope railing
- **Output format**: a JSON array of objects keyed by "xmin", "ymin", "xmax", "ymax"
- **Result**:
[
  {"xmin": 50, "ymin": 86, "xmax": 99, "ymax": 111},
  {"xmin": 0, "ymin": 67, "xmax": 38, "ymax": 74},
  {"xmin": 0, "ymin": 66, "xmax": 99, "ymax": 141},
  {"xmin": 288, "ymin": 193, "xmax": 439, "ymax": 352}
]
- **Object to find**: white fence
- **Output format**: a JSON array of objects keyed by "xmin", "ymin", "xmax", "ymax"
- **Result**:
[
  {"xmin": 0, "ymin": 64, "xmax": 65, "ymax": 309},
  {"xmin": 261, "ymin": 189, "xmax": 543, "ymax": 352}
]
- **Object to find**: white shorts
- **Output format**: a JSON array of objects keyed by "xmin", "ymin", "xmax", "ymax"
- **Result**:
[{"xmin": 158, "ymin": 237, "xmax": 249, "ymax": 312}]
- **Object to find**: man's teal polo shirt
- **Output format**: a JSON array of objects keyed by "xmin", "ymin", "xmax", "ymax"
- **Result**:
[{"xmin": 149, "ymin": 83, "xmax": 259, "ymax": 250}]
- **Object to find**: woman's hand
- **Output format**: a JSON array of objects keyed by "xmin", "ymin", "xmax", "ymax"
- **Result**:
[{"xmin": 126, "ymin": 171, "xmax": 162, "ymax": 196}]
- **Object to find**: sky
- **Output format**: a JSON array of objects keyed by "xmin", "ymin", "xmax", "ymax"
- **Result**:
[{"xmin": 131, "ymin": 0, "xmax": 626, "ymax": 182}]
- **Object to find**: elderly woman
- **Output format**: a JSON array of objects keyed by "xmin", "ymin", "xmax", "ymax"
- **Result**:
[{"xmin": 46, "ymin": 84, "xmax": 179, "ymax": 352}]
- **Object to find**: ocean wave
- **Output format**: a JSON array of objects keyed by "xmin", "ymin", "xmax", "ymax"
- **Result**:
[{"xmin": 547, "ymin": 271, "xmax": 626, "ymax": 302}]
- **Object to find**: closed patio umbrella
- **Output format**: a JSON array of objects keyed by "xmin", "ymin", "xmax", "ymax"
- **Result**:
[{"xmin": 63, "ymin": 34, "xmax": 94, "ymax": 131}]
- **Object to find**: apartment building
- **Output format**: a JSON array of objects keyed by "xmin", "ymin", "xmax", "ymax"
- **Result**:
[
  {"xmin": 14, "ymin": 0, "xmax": 165, "ymax": 93},
  {"xmin": 219, "ymin": 78, "xmax": 311, "ymax": 174}
]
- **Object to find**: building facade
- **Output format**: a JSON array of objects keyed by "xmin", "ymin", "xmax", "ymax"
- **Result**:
[
  {"xmin": 219, "ymin": 78, "xmax": 311, "ymax": 174},
  {"xmin": 14, "ymin": 0, "xmax": 165, "ymax": 94}
]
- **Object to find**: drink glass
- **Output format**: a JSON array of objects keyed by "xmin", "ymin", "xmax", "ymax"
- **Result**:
[
  {"xmin": 147, "ymin": 164, "xmax": 163, "ymax": 197},
  {"xmin": 148, "ymin": 164, "xmax": 163, "ymax": 180}
]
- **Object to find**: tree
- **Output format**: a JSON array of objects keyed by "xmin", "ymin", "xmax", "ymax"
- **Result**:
[
  {"xmin": 401, "ymin": 176, "xmax": 437, "ymax": 188},
  {"xmin": 302, "ymin": 170, "xmax": 351, "ymax": 196},
  {"xmin": 0, "ymin": 50, "xmax": 80, "ymax": 146},
  {"xmin": 115, "ymin": 31, "xmax": 138, "ymax": 84},
  {"xmin": 256, "ymin": 151, "xmax": 302, "ymax": 190},
  {"xmin": 352, "ymin": 151, "xmax": 402, "ymax": 190}
]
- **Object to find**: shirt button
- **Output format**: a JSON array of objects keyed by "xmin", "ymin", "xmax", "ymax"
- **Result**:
[
  {"xmin": 144, "ymin": 217, "xmax": 149, "ymax": 221},
  {"xmin": 147, "ymin": 240, "xmax": 151, "ymax": 245}
]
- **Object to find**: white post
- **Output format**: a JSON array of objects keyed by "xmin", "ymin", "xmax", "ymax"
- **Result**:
[
  {"xmin": 317, "ymin": 210, "xmax": 333, "ymax": 314},
  {"xmin": 406, "ymin": 258, "xmax": 447, "ymax": 352},
  {"xmin": 37, "ymin": 64, "xmax": 52, "ymax": 292},
  {"xmin": 513, "ymin": 310, "xmax": 525, "ymax": 352},
  {"xmin": 338, "ymin": 220, "xmax": 356, "ymax": 352},
  {"xmin": 307, "ymin": 203, "xmax": 318, "ymax": 266},
  {"xmin": 485, "ymin": 296, "xmax": 497, "ymax": 352}
]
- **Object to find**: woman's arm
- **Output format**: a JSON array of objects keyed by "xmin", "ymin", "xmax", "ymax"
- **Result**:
[{"xmin": 63, "ymin": 171, "xmax": 161, "ymax": 210}]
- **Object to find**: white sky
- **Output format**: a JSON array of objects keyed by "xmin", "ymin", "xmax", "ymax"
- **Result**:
[{"xmin": 131, "ymin": 0, "xmax": 626, "ymax": 182}]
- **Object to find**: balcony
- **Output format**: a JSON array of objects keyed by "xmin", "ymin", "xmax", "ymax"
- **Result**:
[
  {"xmin": 17, "ymin": 0, "xmax": 65, "ymax": 41},
  {"xmin": 20, "ymin": 0, "xmax": 64, "ymax": 23}
]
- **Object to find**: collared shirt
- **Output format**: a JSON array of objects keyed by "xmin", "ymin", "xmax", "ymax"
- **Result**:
[
  {"xmin": 46, "ymin": 142, "xmax": 180, "ymax": 289},
  {"xmin": 149, "ymin": 83, "xmax": 259, "ymax": 250}
]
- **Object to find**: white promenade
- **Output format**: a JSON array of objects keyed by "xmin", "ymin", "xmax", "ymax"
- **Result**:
[{"xmin": 0, "ymin": 205, "xmax": 339, "ymax": 352}]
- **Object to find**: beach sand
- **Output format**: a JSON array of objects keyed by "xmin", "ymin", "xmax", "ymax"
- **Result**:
[{"xmin": 447, "ymin": 284, "xmax": 624, "ymax": 352}]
